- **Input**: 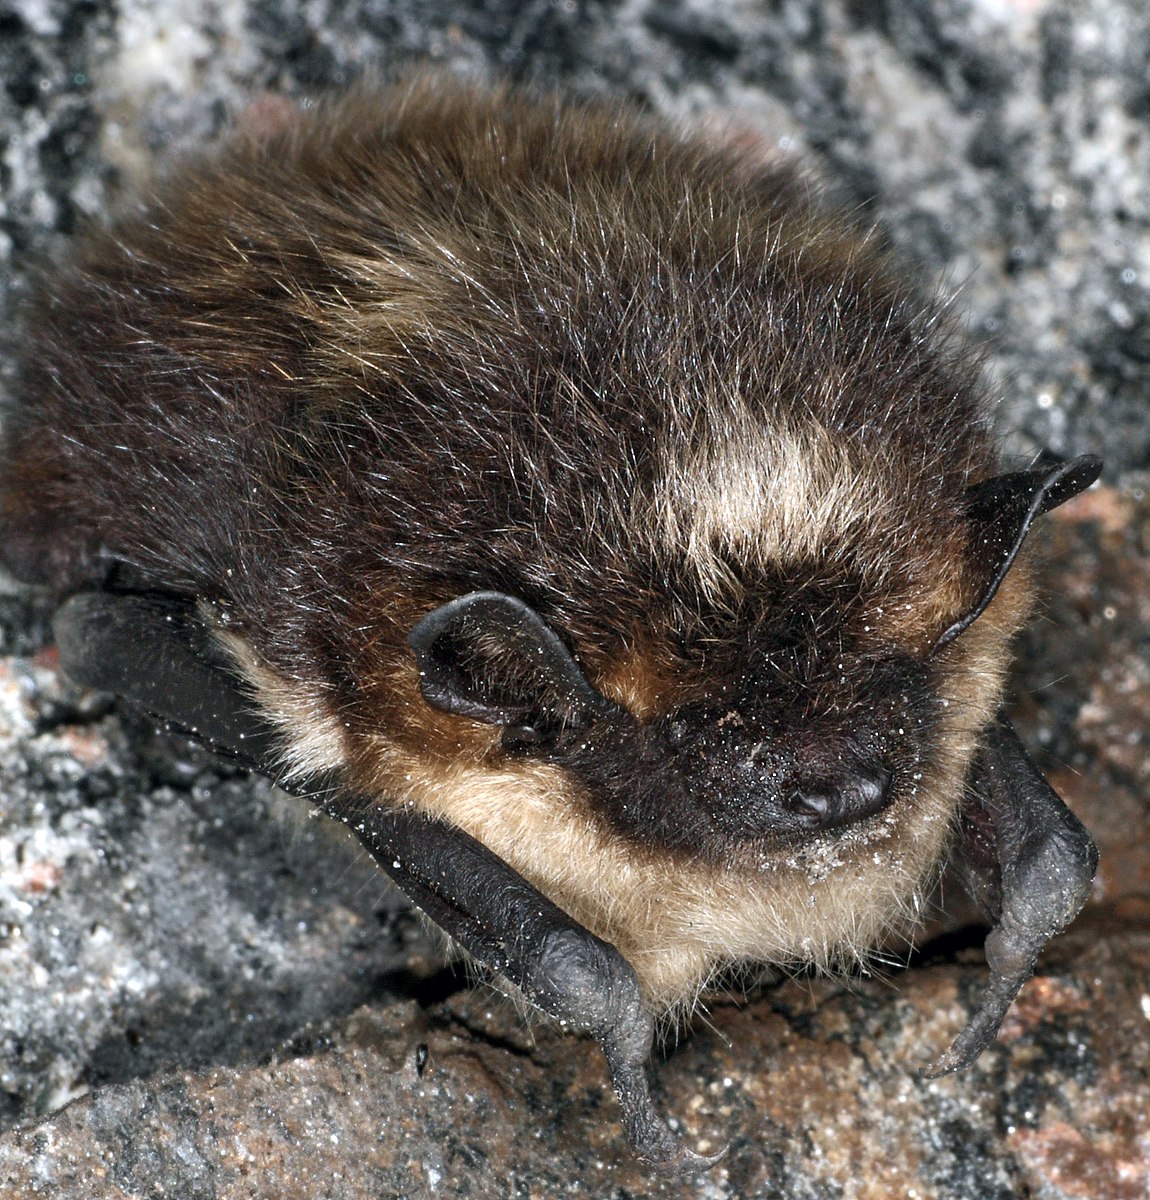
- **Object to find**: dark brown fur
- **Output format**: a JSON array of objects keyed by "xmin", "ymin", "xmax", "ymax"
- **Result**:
[{"xmin": 0, "ymin": 73, "xmax": 1035, "ymax": 1008}]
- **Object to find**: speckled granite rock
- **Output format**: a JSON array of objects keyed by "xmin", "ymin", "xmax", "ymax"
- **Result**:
[
  {"xmin": 1, "ymin": 0, "xmax": 1148, "ymax": 1196},
  {"xmin": 0, "ymin": 594, "xmax": 438, "ymax": 1128},
  {"xmin": 0, "ymin": 926, "xmax": 1147, "ymax": 1198}
]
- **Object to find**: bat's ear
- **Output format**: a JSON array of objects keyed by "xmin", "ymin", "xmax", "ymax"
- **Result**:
[
  {"xmin": 407, "ymin": 591, "xmax": 618, "ymax": 740},
  {"xmin": 932, "ymin": 453, "xmax": 1102, "ymax": 652}
]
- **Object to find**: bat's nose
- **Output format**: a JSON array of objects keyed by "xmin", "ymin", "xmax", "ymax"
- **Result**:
[{"xmin": 786, "ymin": 765, "xmax": 892, "ymax": 830}]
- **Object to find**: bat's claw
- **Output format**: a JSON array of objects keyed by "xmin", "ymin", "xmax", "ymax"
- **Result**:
[
  {"xmin": 598, "ymin": 1001, "xmax": 722, "ymax": 1173},
  {"xmin": 926, "ymin": 715, "xmax": 1099, "ymax": 1081},
  {"xmin": 616, "ymin": 1080, "xmax": 725, "ymax": 1174}
]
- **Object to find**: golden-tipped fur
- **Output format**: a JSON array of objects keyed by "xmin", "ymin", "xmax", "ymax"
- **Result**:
[{"xmin": 1, "ymin": 71, "xmax": 1040, "ymax": 1015}]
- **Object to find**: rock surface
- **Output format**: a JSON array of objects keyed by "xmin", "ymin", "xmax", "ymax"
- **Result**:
[{"xmin": 2, "ymin": 1, "xmax": 1149, "ymax": 1196}]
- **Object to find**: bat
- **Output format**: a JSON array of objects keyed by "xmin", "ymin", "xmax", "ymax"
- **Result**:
[{"xmin": 0, "ymin": 72, "xmax": 1101, "ymax": 1169}]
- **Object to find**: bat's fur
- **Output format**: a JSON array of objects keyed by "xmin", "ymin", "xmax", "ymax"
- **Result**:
[{"xmin": 0, "ymin": 73, "xmax": 1035, "ymax": 1011}]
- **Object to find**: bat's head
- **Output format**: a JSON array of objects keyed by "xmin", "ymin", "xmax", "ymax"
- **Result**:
[
  {"xmin": 392, "ymin": 450, "xmax": 1101, "ymax": 1006},
  {"xmin": 408, "ymin": 455, "xmax": 1099, "ymax": 865}
]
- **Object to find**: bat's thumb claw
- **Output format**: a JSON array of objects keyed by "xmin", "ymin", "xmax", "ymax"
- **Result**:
[
  {"xmin": 633, "ymin": 1122, "xmax": 726, "ymax": 1175},
  {"xmin": 606, "ymin": 1050, "xmax": 723, "ymax": 1173}
]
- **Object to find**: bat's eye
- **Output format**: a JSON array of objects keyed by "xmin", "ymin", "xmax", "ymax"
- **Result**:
[{"xmin": 666, "ymin": 719, "xmax": 689, "ymax": 748}]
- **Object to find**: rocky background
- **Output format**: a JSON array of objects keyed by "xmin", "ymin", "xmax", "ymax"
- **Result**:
[{"xmin": 1, "ymin": 0, "xmax": 1148, "ymax": 1196}]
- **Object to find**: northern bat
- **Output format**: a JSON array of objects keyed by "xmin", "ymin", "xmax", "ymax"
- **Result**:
[{"xmin": 0, "ymin": 72, "xmax": 1100, "ymax": 1169}]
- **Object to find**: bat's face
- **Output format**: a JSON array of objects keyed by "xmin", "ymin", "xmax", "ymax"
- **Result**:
[
  {"xmin": 407, "ymin": 598, "xmax": 953, "ymax": 882},
  {"xmin": 522, "ymin": 625, "xmax": 937, "ymax": 859},
  {"xmin": 408, "ymin": 571, "xmax": 932, "ymax": 825},
  {"xmin": 637, "ymin": 650, "xmax": 927, "ymax": 843}
]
